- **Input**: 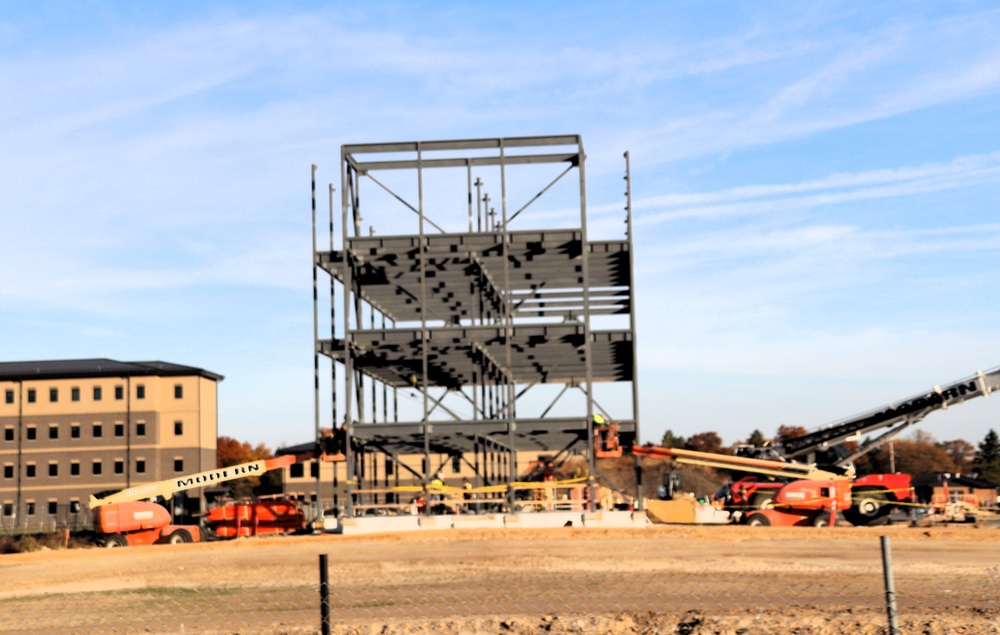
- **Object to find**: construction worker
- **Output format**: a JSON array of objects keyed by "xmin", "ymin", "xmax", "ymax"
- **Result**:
[
  {"xmin": 428, "ymin": 472, "xmax": 445, "ymax": 514},
  {"xmin": 462, "ymin": 477, "xmax": 473, "ymax": 513},
  {"xmin": 592, "ymin": 413, "xmax": 607, "ymax": 426}
]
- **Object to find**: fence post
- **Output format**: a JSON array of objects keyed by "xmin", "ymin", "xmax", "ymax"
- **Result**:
[
  {"xmin": 319, "ymin": 553, "xmax": 331, "ymax": 635},
  {"xmin": 880, "ymin": 535, "xmax": 900, "ymax": 635}
]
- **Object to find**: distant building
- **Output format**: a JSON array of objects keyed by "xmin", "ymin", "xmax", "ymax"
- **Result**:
[
  {"xmin": 0, "ymin": 359, "xmax": 222, "ymax": 529},
  {"xmin": 912, "ymin": 472, "xmax": 998, "ymax": 508}
]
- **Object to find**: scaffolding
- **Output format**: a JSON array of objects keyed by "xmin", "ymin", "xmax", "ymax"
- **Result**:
[{"xmin": 311, "ymin": 135, "xmax": 639, "ymax": 514}]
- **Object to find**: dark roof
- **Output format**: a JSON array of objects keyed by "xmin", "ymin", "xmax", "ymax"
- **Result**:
[
  {"xmin": 0, "ymin": 358, "xmax": 224, "ymax": 382},
  {"xmin": 912, "ymin": 472, "xmax": 998, "ymax": 489}
]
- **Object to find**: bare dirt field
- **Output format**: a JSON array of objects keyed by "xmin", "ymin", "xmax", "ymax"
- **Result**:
[{"xmin": 2, "ymin": 523, "xmax": 999, "ymax": 634}]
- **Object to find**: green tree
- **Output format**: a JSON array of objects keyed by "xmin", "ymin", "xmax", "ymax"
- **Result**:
[
  {"xmin": 975, "ymin": 429, "xmax": 1000, "ymax": 484},
  {"xmin": 660, "ymin": 429, "xmax": 685, "ymax": 448},
  {"xmin": 746, "ymin": 429, "xmax": 767, "ymax": 447}
]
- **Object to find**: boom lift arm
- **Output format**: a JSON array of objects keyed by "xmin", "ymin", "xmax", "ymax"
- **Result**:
[
  {"xmin": 772, "ymin": 367, "xmax": 1000, "ymax": 466},
  {"xmin": 89, "ymin": 455, "xmax": 295, "ymax": 509}
]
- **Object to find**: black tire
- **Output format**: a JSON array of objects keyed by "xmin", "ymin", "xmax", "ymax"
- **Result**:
[
  {"xmin": 813, "ymin": 512, "xmax": 837, "ymax": 528},
  {"xmin": 167, "ymin": 529, "xmax": 193, "ymax": 544},
  {"xmin": 750, "ymin": 493, "xmax": 775, "ymax": 510},
  {"xmin": 745, "ymin": 513, "xmax": 771, "ymax": 527},
  {"xmin": 844, "ymin": 487, "xmax": 893, "ymax": 526},
  {"xmin": 103, "ymin": 534, "xmax": 127, "ymax": 548}
]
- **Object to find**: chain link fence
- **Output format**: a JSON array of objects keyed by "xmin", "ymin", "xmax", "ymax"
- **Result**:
[{"xmin": 1, "ymin": 533, "xmax": 997, "ymax": 634}]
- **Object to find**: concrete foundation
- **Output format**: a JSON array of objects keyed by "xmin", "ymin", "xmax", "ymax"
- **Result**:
[{"xmin": 332, "ymin": 510, "xmax": 646, "ymax": 535}]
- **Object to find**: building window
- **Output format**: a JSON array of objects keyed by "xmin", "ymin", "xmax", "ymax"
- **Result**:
[
  {"xmin": 451, "ymin": 455, "xmax": 461, "ymax": 473},
  {"xmin": 93, "ymin": 423, "xmax": 103, "ymax": 438},
  {"xmin": 70, "ymin": 462, "xmax": 80, "ymax": 477},
  {"xmin": 3, "ymin": 504, "xmax": 13, "ymax": 516},
  {"xmin": 26, "ymin": 426, "xmax": 36, "ymax": 441},
  {"xmin": 115, "ymin": 385, "xmax": 124, "ymax": 400},
  {"xmin": 69, "ymin": 501, "xmax": 80, "ymax": 514},
  {"xmin": 48, "ymin": 501, "xmax": 57, "ymax": 515},
  {"xmin": 5, "ymin": 389, "xmax": 13, "ymax": 404},
  {"xmin": 174, "ymin": 458, "xmax": 184, "ymax": 472},
  {"xmin": 290, "ymin": 463, "xmax": 304, "ymax": 478},
  {"xmin": 174, "ymin": 421, "xmax": 183, "ymax": 435},
  {"xmin": 48, "ymin": 463, "xmax": 58, "ymax": 477},
  {"xmin": 114, "ymin": 460, "xmax": 124, "ymax": 475},
  {"xmin": 27, "ymin": 389, "xmax": 36, "ymax": 403},
  {"xmin": 174, "ymin": 384, "xmax": 183, "ymax": 399},
  {"xmin": 49, "ymin": 388, "xmax": 58, "ymax": 402},
  {"xmin": 92, "ymin": 461, "xmax": 102, "ymax": 476},
  {"xmin": 310, "ymin": 462, "xmax": 319, "ymax": 478},
  {"xmin": 71, "ymin": 424, "xmax": 80, "ymax": 439},
  {"xmin": 26, "ymin": 464, "xmax": 36, "ymax": 478},
  {"xmin": 93, "ymin": 386, "xmax": 102, "ymax": 401},
  {"xmin": 136, "ymin": 384, "xmax": 145, "ymax": 399},
  {"xmin": 71, "ymin": 387, "xmax": 80, "ymax": 402},
  {"xmin": 4, "ymin": 428, "xmax": 12, "ymax": 442},
  {"xmin": 385, "ymin": 458, "xmax": 395, "ymax": 476},
  {"xmin": 26, "ymin": 502, "xmax": 35, "ymax": 516},
  {"xmin": 114, "ymin": 423, "xmax": 124, "ymax": 437},
  {"xmin": 136, "ymin": 422, "xmax": 146, "ymax": 437},
  {"xmin": 136, "ymin": 459, "xmax": 146, "ymax": 474},
  {"xmin": 3, "ymin": 465, "xmax": 12, "ymax": 479},
  {"xmin": 49, "ymin": 425, "xmax": 59, "ymax": 440}
]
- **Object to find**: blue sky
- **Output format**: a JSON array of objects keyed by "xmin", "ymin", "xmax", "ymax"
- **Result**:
[{"xmin": 2, "ymin": 2, "xmax": 999, "ymax": 451}]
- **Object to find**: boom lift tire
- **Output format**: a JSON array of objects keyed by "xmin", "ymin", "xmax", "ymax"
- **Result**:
[
  {"xmin": 843, "ymin": 487, "xmax": 892, "ymax": 527},
  {"xmin": 167, "ymin": 529, "xmax": 193, "ymax": 544},
  {"xmin": 103, "ymin": 534, "xmax": 127, "ymax": 548},
  {"xmin": 750, "ymin": 493, "xmax": 775, "ymax": 509},
  {"xmin": 745, "ymin": 513, "xmax": 771, "ymax": 527},
  {"xmin": 812, "ymin": 512, "xmax": 838, "ymax": 528}
]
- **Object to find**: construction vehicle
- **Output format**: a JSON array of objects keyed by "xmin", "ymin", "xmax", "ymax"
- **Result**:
[
  {"xmin": 634, "ymin": 445, "xmax": 852, "ymax": 527},
  {"xmin": 205, "ymin": 496, "xmax": 307, "ymax": 538},
  {"xmin": 727, "ymin": 367, "xmax": 1000, "ymax": 525},
  {"xmin": 89, "ymin": 455, "xmax": 295, "ymax": 547}
]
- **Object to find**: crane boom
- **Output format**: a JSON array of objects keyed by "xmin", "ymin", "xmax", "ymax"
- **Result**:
[
  {"xmin": 88, "ymin": 455, "xmax": 294, "ymax": 509},
  {"xmin": 780, "ymin": 366, "xmax": 1000, "ymax": 462}
]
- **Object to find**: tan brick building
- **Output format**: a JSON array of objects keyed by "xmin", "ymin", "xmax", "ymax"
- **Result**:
[{"xmin": 0, "ymin": 359, "xmax": 222, "ymax": 529}]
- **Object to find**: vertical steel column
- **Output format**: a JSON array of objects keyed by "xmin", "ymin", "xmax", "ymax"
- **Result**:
[
  {"xmin": 311, "ymin": 165, "xmax": 321, "ymax": 507},
  {"xmin": 498, "ymin": 139, "xmax": 519, "ymax": 504},
  {"xmin": 578, "ymin": 138, "xmax": 597, "ymax": 510},
  {"xmin": 340, "ymin": 151, "xmax": 355, "ymax": 517},
  {"xmin": 319, "ymin": 554, "xmax": 330, "ymax": 635},
  {"xmin": 417, "ymin": 143, "xmax": 432, "ymax": 513},
  {"xmin": 624, "ymin": 151, "xmax": 642, "ymax": 510},
  {"xmin": 328, "ymin": 183, "xmax": 337, "ymax": 510}
]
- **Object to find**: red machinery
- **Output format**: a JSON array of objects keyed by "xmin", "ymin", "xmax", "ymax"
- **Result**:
[
  {"xmin": 633, "ymin": 445, "xmax": 851, "ymax": 527},
  {"xmin": 206, "ymin": 498, "xmax": 307, "ymax": 538},
  {"xmin": 89, "ymin": 456, "xmax": 295, "ymax": 547}
]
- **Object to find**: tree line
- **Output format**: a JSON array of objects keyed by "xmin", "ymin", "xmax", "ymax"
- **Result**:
[{"xmin": 660, "ymin": 427, "xmax": 1000, "ymax": 484}]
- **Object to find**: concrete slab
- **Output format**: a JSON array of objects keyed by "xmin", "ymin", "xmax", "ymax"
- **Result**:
[
  {"xmin": 452, "ymin": 514, "xmax": 506, "ymax": 530},
  {"xmin": 582, "ymin": 510, "xmax": 640, "ymax": 528}
]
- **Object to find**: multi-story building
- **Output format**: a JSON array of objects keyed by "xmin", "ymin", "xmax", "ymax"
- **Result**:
[{"xmin": 0, "ymin": 359, "xmax": 222, "ymax": 529}]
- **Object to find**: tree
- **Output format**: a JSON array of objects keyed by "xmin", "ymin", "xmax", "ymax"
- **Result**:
[
  {"xmin": 660, "ymin": 429, "xmax": 686, "ymax": 449},
  {"xmin": 216, "ymin": 436, "xmax": 276, "ymax": 498},
  {"xmin": 746, "ymin": 429, "xmax": 767, "ymax": 447},
  {"xmin": 890, "ymin": 439, "xmax": 956, "ymax": 476},
  {"xmin": 976, "ymin": 429, "xmax": 1000, "ymax": 484},
  {"xmin": 684, "ymin": 432, "xmax": 728, "ymax": 455},
  {"xmin": 775, "ymin": 425, "xmax": 807, "ymax": 443},
  {"xmin": 941, "ymin": 439, "xmax": 976, "ymax": 474}
]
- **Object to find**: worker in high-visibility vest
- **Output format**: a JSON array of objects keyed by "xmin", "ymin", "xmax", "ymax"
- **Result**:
[{"xmin": 593, "ymin": 413, "xmax": 607, "ymax": 426}]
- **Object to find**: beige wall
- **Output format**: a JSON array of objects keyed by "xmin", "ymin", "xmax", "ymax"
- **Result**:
[{"xmin": 0, "ymin": 373, "xmax": 218, "ymax": 527}]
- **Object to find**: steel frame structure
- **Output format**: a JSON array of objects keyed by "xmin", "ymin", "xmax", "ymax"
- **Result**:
[{"xmin": 311, "ymin": 135, "xmax": 639, "ymax": 514}]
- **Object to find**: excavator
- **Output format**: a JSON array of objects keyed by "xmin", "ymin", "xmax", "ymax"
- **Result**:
[
  {"xmin": 636, "ymin": 366, "xmax": 1000, "ymax": 526},
  {"xmin": 89, "ymin": 456, "xmax": 297, "ymax": 547}
]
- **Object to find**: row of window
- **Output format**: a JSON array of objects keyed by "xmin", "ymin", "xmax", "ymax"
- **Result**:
[
  {"xmin": 3, "ymin": 384, "xmax": 184, "ymax": 405},
  {"xmin": 2, "ymin": 457, "xmax": 185, "ymax": 478},
  {"xmin": 2, "ymin": 501, "xmax": 83, "ymax": 516},
  {"xmin": 3, "ymin": 421, "xmax": 184, "ymax": 441}
]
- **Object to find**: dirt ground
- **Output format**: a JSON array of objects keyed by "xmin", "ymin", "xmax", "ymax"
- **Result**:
[{"xmin": 2, "ymin": 523, "xmax": 999, "ymax": 634}]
